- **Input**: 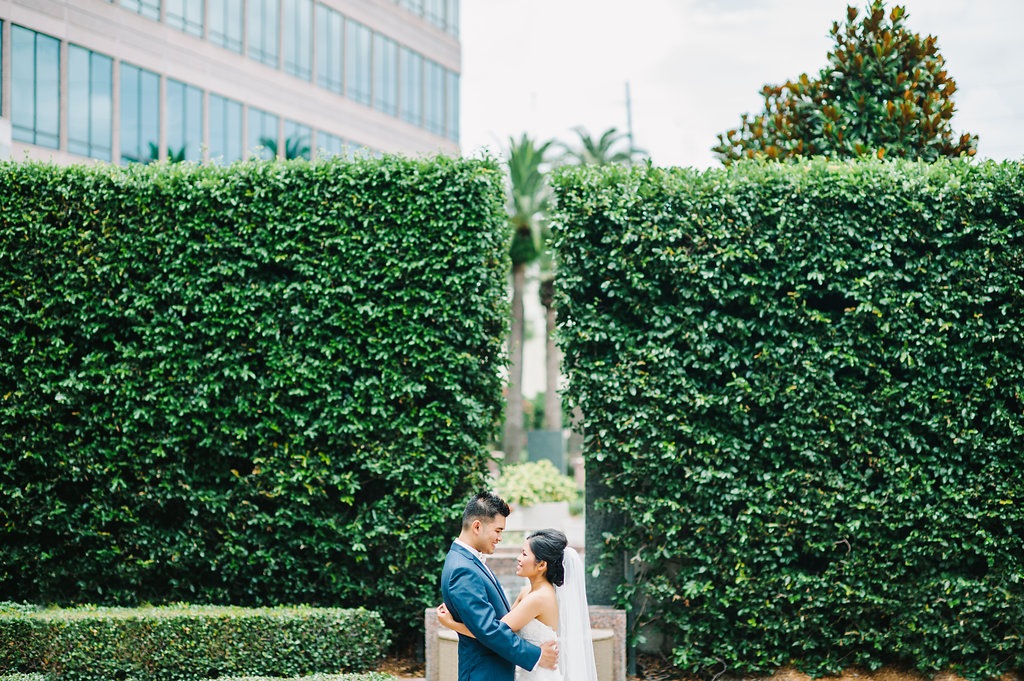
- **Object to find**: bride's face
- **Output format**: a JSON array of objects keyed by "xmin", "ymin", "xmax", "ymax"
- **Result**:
[{"xmin": 515, "ymin": 541, "xmax": 546, "ymax": 579}]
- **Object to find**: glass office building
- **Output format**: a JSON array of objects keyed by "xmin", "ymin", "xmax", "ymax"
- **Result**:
[{"xmin": 0, "ymin": 0, "xmax": 460, "ymax": 163}]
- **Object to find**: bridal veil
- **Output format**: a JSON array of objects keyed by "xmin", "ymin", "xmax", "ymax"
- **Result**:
[{"xmin": 556, "ymin": 547, "xmax": 599, "ymax": 681}]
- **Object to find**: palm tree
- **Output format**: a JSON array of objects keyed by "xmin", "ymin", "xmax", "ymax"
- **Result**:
[
  {"xmin": 258, "ymin": 134, "xmax": 311, "ymax": 160},
  {"xmin": 558, "ymin": 126, "xmax": 646, "ymax": 166},
  {"xmin": 503, "ymin": 133, "xmax": 553, "ymax": 463}
]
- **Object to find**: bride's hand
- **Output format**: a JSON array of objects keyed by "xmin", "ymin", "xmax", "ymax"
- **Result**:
[{"xmin": 436, "ymin": 603, "xmax": 455, "ymax": 628}]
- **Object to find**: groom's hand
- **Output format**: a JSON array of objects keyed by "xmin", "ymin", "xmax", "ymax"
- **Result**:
[{"xmin": 538, "ymin": 639, "xmax": 558, "ymax": 670}]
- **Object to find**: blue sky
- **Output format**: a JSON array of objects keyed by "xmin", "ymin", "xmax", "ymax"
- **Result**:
[{"xmin": 459, "ymin": 0, "xmax": 1024, "ymax": 168}]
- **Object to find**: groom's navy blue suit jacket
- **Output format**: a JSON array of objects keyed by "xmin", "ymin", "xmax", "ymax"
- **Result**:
[{"xmin": 440, "ymin": 541, "xmax": 541, "ymax": 681}]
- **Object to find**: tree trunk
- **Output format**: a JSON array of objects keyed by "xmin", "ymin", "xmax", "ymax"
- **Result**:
[
  {"xmin": 540, "ymin": 277, "xmax": 561, "ymax": 431},
  {"xmin": 503, "ymin": 262, "xmax": 526, "ymax": 463}
]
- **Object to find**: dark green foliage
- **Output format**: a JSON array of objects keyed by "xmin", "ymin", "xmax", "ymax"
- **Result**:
[
  {"xmin": 0, "ymin": 157, "xmax": 510, "ymax": 643},
  {"xmin": 0, "ymin": 604, "xmax": 388, "ymax": 680},
  {"xmin": 552, "ymin": 159, "xmax": 1024, "ymax": 679},
  {"xmin": 713, "ymin": 2, "xmax": 977, "ymax": 164}
]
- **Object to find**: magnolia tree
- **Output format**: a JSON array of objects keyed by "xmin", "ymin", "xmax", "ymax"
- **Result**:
[{"xmin": 713, "ymin": 1, "xmax": 977, "ymax": 164}]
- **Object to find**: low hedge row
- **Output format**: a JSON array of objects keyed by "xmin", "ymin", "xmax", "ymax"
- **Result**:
[
  {"xmin": 0, "ymin": 604, "xmax": 388, "ymax": 681},
  {"xmin": 0, "ymin": 671, "xmax": 395, "ymax": 675},
  {"xmin": 0, "ymin": 675, "xmax": 393, "ymax": 681}
]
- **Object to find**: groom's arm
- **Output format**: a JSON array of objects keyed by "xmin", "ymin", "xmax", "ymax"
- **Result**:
[{"xmin": 444, "ymin": 566, "xmax": 542, "ymax": 670}]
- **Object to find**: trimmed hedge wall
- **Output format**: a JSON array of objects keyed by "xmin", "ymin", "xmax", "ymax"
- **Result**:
[
  {"xmin": 0, "ymin": 604, "xmax": 386, "ymax": 680},
  {"xmin": 552, "ymin": 159, "xmax": 1024, "ymax": 679},
  {"xmin": 0, "ymin": 157, "xmax": 509, "ymax": 641}
]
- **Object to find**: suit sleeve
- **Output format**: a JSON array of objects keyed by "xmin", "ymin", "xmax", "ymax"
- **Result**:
[{"xmin": 444, "ymin": 564, "xmax": 542, "ymax": 670}]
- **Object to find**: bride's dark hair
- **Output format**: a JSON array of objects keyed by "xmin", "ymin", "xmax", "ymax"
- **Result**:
[{"xmin": 527, "ymin": 528, "xmax": 569, "ymax": 587}]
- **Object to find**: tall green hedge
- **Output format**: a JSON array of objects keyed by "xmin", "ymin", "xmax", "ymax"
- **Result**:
[
  {"xmin": 552, "ymin": 159, "xmax": 1024, "ymax": 679},
  {"xmin": 0, "ymin": 157, "xmax": 509, "ymax": 642}
]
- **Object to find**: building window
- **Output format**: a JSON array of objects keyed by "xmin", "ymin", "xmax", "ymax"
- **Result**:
[
  {"xmin": 11, "ymin": 26, "xmax": 60, "ymax": 149},
  {"xmin": 283, "ymin": 120, "xmax": 311, "ymax": 159},
  {"xmin": 345, "ymin": 19, "xmax": 371, "ymax": 106},
  {"xmin": 166, "ymin": 79, "xmax": 203, "ymax": 162},
  {"xmin": 399, "ymin": 46, "xmax": 422, "ymax": 126},
  {"xmin": 209, "ymin": 0, "xmax": 243, "ymax": 53},
  {"xmin": 315, "ymin": 3, "xmax": 343, "ymax": 94},
  {"xmin": 68, "ymin": 45, "xmax": 113, "ymax": 161},
  {"xmin": 445, "ymin": 69, "xmax": 459, "ymax": 142},
  {"xmin": 209, "ymin": 93, "xmax": 243, "ymax": 163},
  {"xmin": 400, "ymin": 0, "xmax": 423, "ymax": 17},
  {"xmin": 120, "ymin": 63, "xmax": 161, "ymax": 164},
  {"xmin": 248, "ymin": 106, "xmax": 279, "ymax": 158},
  {"xmin": 446, "ymin": 0, "xmax": 459, "ymax": 35},
  {"xmin": 283, "ymin": 0, "xmax": 312, "ymax": 80},
  {"xmin": 247, "ymin": 0, "xmax": 280, "ymax": 68},
  {"xmin": 166, "ymin": 0, "xmax": 204, "ymax": 37},
  {"xmin": 373, "ymin": 35, "xmax": 398, "ymax": 116},
  {"xmin": 317, "ymin": 130, "xmax": 345, "ymax": 158},
  {"xmin": 424, "ymin": 58, "xmax": 444, "ymax": 136},
  {"xmin": 120, "ymin": 0, "xmax": 161, "ymax": 21},
  {"xmin": 424, "ymin": 0, "xmax": 444, "ymax": 28}
]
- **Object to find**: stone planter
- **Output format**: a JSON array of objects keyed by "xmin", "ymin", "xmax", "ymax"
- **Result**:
[
  {"xmin": 427, "ymin": 608, "xmax": 624, "ymax": 681},
  {"xmin": 505, "ymin": 500, "xmax": 571, "ymax": 533}
]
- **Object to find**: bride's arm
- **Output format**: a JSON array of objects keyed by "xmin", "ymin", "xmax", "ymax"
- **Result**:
[
  {"xmin": 499, "ymin": 590, "xmax": 546, "ymax": 632},
  {"xmin": 437, "ymin": 594, "xmax": 541, "ymax": 638},
  {"xmin": 436, "ymin": 604, "xmax": 474, "ymax": 637}
]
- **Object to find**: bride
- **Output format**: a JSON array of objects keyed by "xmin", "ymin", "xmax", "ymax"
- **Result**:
[{"xmin": 437, "ymin": 528, "xmax": 598, "ymax": 681}]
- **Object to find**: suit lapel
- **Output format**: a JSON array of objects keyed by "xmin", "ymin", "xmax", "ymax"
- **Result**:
[
  {"xmin": 485, "ymin": 559, "xmax": 511, "ymax": 611},
  {"xmin": 453, "ymin": 542, "xmax": 511, "ymax": 611}
]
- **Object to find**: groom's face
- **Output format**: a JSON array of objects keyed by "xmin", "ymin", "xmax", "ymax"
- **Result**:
[{"xmin": 473, "ymin": 514, "xmax": 506, "ymax": 555}]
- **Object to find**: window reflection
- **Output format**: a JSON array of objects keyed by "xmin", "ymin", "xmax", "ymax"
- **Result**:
[
  {"xmin": 373, "ymin": 35, "xmax": 397, "ymax": 116},
  {"xmin": 167, "ymin": 79, "xmax": 203, "ymax": 162},
  {"xmin": 248, "ymin": 0, "xmax": 280, "ymax": 67},
  {"xmin": 209, "ymin": 0, "xmax": 243, "ymax": 52},
  {"xmin": 345, "ymin": 19, "xmax": 371, "ymax": 105},
  {"xmin": 121, "ymin": 63, "xmax": 160, "ymax": 164},
  {"xmin": 317, "ymin": 131, "xmax": 346, "ymax": 159},
  {"xmin": 248, "ymin": 107, "xmax": 279, "ymax": 159},
  {"xmin": 120, "ymin": 0, "xmax": 161, "ymax": 21},
  {"xmin": 283, "ymin": 120, "xmax": 311, "ymax": 160},
  {"xmin": 315, "ymin": 4, "xmax": 343, "ymax": 94},
  {"xmin": 209, "ymin": 94, "xmax": 243, "ymax": 163},
  {"xmin": 283, "ymin": 0, "xmax": 312, "ymax": 81},
  {"xmin": 399, "ymin": 46, "xmax": 422, "ymax": 126},
  {"xmin": 167, "ymin": 0, "xmax": 204, "ymax": 37},
  {"xmin": 12, "ymin": 26, "xmax": 60, "ymax": 149},
  {"xmin": 68, "ymin": 45, "xmax": 113, "ymax": 160}
]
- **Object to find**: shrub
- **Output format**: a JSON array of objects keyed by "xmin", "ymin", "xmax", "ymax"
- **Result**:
[
  {"xmin": 0, "ymin": 604, "xmax": 388, "ymax": 681},
  {"xmin": 494, "ymin": 460, "xmax": 579, "ymax": 507}
]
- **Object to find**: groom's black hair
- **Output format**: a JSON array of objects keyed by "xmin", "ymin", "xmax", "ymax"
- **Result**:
[{"xmin": 462, "ymin": 491, "xmax": 510, "ymax": 528}]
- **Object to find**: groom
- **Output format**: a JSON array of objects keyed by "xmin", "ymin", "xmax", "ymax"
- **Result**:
[{"xmin": 440, "ymin": 491, "xmax": 558, "ymax": 680}]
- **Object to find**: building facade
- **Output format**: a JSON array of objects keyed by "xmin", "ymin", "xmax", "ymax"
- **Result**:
[{"xmin": 0, "ymin": 0, "xmax": 460, "ymax": 164}]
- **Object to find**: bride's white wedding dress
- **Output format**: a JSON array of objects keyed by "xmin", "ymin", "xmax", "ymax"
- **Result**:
[
  {"xmin": 514, "ymin": 547, "xmax": 599, "ymax": 681},
  {"xmin": 516, "ymin": 619, "xmax": 560, "ymax": 681}
]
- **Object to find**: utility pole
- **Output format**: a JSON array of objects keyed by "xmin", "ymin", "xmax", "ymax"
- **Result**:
[{"xmin": 625, "ymin": 81, "xmax": 635, "ymax": 151}]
